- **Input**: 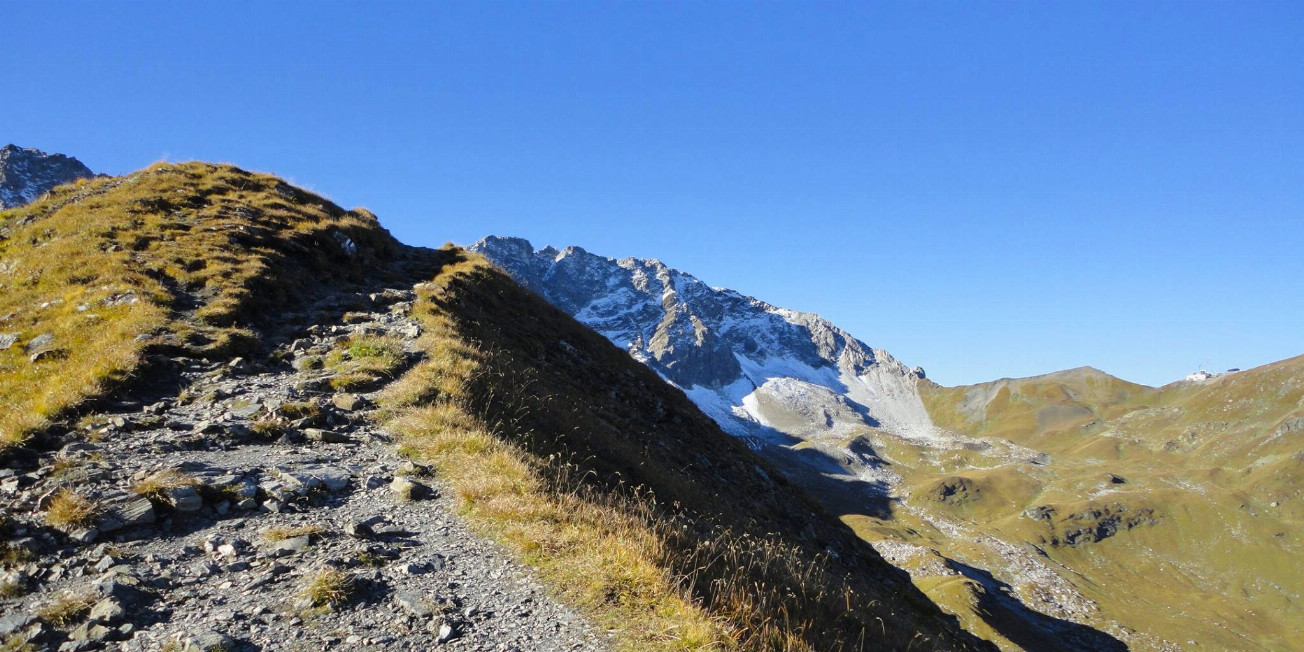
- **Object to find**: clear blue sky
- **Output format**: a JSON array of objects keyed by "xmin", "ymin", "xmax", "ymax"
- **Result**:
[{"xmin": 5, "ymin": 1, "xmax": 1301, "ymax": 387}]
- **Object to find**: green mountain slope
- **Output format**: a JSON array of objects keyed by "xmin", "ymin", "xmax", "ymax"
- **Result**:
[{"xmin": 901, "ymin": 361, "xmax": 1304, "ymax": 649}]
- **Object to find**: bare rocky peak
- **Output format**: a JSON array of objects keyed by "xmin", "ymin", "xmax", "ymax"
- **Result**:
[
  {"xmin": 472, "ymin": 236, "xmax": 916, "ymax": 390},
  {"xmin": 0, "ymin": 144, "xmax": 97, "ymax": 209},
  {"xmin": 470, "ymin": 236, "xmax": 932, "ymax": 448}
]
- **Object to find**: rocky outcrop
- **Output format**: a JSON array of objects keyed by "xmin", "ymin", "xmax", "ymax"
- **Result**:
[{"xmin": 0, "ymin": 145, "xmax": 96, "ymax": 209}]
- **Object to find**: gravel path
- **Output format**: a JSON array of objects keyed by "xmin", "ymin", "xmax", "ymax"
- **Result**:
[{"xmin": 0, "ymin": 285, "xmax": 609, "ymax": 652}]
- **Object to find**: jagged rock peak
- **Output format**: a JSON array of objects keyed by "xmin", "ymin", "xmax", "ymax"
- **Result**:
[
  {"xmin": 0, "ymin": 144, "xmax": 97, "ymax": 209},
  {"xmin": 470, "ymin": 235, "xmax": 932, "ymax": 441}
]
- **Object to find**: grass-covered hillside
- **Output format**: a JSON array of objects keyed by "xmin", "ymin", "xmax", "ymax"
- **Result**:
[
  {"xmin": 0, "ymin": 163, "xmax": 992, "ymax": 651},
  {"xmin": 896, "ymin": 362, "xmax": 1304, "ymax": 650},
  {"xmin": 378, "ymin": 251, "xmax": 994, "ymax": 651},
  {"xmin": 0, "ymin": 163, "xmax": 410, "ymax": 450}
]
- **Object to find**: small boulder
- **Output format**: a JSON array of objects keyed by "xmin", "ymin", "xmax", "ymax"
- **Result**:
[
  {"xmin": 344, "ymin": 519, "xmax": 375, "ymax": 539},
  {"xmin": 393, "ymin": 590, "xmax": 433, "ymax": 618},
  {"xmin": 390, "ymin": 476, "xmax": 432, "ymax": 501},
  {"xmin": 181, "ymin": 630, "xmax": 235, "ymax": 652},
  {"xmin": 24, "ymin": 332, "xmax": 53, "ymax": 353},
  {"xmin": 89, "ymin": 597, "xmax": 125, "ymax": 623},
  {"xmin": 430, "ymin": 620, "xmax": 459, "ymax": 643},
  {"xmin": 98, "ymin": 494, "xmax": 155, "ymax": 533},
  {"xmin": 303, "ymin": 428, "xmax": 352, "ymax": 443},
  {"xmin": 271, "ymin": 536, "xmax": 311, "ymax": 556},
  {"xmin": 167, "ymin": 486, "xmax": 203, "ymax": 512},
  {"xmin": 332, "ymin": 393, "xmax": 366, "ymax": 412}
]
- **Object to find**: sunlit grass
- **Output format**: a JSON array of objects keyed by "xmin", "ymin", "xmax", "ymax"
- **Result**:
[{"xmin": 0, "ymin": 162, "xmax": 399, "ymax": 451}]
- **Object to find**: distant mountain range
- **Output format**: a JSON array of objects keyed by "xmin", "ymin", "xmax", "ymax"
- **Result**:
[{"xmin": 0, "ymin": 144, "xmax": 96, "ymax": 209}]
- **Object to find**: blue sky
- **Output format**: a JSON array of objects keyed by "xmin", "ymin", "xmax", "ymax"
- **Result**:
[{"xmin": 4, "ymin": 1, "xmax": 1301, "ymax": 386}]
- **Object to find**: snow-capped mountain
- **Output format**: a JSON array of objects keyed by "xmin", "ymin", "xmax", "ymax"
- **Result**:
[
  {"xmin": 0, "ymin": 144, "xmax": 96, "ymax": 209},
  {"xmin": 470, "ymin": 236, "xmax": 937, "ymax": 490}
]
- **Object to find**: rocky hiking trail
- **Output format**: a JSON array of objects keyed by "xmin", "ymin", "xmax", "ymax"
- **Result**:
[{"xmin": 0, "ymin": 281, "xmax": 608, "ymax": 651}]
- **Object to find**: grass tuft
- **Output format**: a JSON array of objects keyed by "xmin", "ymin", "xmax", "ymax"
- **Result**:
[
  {"xmin": 277, "ymin": 400, "xmax": 320, "ymax": 420},
  {"xmin": 44, "ymin": 489, "xmax": 99, "ymax": 530},
  {"xmin": 263, "ymin": 524, "xmax": 324, "ymax": 542},
  {"xmin": 299, "ymin": 568, "xmax": 355, "ymax": 608},
  {"xmin": 0, "ymin": 579, "xmax": 26, "ymax": 599},
  {"xmin": 130, "ymin": 469, "xmax": 198, "ymax": 502},
  {"xmin": 323, "ymin": 334, "xmax": 406, "ymax": 392},
  {"xmin": 36, "ymin": 592, "xmax": 94, "ymax": 627}
]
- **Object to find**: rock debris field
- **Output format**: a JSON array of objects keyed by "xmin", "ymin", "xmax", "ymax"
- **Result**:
[{"xmin": 0, "ymin": 284, "xmax": 609, "ymax": 652}]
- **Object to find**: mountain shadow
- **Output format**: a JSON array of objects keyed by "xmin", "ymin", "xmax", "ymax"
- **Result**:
[{"xmin": 948, "ymin": 559, "xmax": 1129, "ymax": 652}]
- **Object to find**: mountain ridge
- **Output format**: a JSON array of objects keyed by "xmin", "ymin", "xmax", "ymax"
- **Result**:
[
  {"xmin": 0, "ymin": 160, "xmax": 991, "ymax": 651},
  {"xmin": 470, "ymin": 235, "xmax": 933, "ymax": 445},
  {"xmin": 0, "ymin": 144, "xmax": 97, "ymax": 209}
]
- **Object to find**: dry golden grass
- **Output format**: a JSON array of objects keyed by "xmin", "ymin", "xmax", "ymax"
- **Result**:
[
  {"xmin": 0, "ymin": 579, "xmax": 25, "ymax": 599},
  {"xmin": 276, "ymin": 400, "xmax": 320, "ymax": 420},
  {"xmin": 36, "ymin": 592, "xmax": 94, "ymax": 627},
  {"xmin": 262, "ymin": 524, "xmax": 324, "ymax": 542},
  {"xmin": 43, "ymin": 489, "xmax": 99, "ymax": 530},
  {"xmin": 299, "ymin": 567, "xmax": 355, "ymax": 608},
  {"xmin": 129, "ymin": 469, "xmax": 198, "ymax": 502},
  {"xmin": 380, "ymin": 253, "xmax": 975, "ymax": 652},
  {"xmin": 0, "ymin": 162, "xmax": 401, "ymax": 451}
]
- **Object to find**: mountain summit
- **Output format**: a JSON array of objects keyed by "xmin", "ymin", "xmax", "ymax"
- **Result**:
[
  {"xmin": 470, "ymin": 236, "xmax": 933, "ymax": 447},
  {"xmin": 0, "ymin": 144, "xmax": 96, "ymax": 208}
]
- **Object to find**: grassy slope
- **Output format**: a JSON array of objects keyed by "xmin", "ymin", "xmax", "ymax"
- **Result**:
[
  {"xmin": 910, "ymin": 361, "xmax": 1304, "ymax": 649},
  {"xmin": 381, "ymin": 252, "xmax": 992, "ymax": 651},
  {"xmin": 1, "ymin": 165, "xmax": 993, "ymax": 651},
  {"xmin": 0, "ymin": 162, "xmax": 402, "ymax": 450}
]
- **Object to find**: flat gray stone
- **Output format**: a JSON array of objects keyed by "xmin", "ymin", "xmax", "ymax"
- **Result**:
[
  {"xmin": 184, "ymin": 630, "xmax": 235, "ymax": 652},
  {"xmin": 99, "ymin": 494, "xmax": 155, "ymax": 533},
  {"xmin": 90, "ymin": 597, "xmax": 126, "ymax": 623},
  {"xmin": 0, "ymin": 611, "xmax": 34, "ymax": 635},
  {"xmin": 332, "ymin": 393, "xmax": 365, "ymax": 411},
  {"xmin": 24, "ymin": 332, "xmax": 53, "ymax": 353},
  {"xmin": 272, "ymin": 535, "xmax": 310, "ymax": 556},
  {"xmin": 303, "ymin": 428, "xmax": 352, "ymax": 443},
  {"xmin": 394, "ymin": 590, "xmax": 433, "ymax": 618},
  {"xmin": 167, "ymin": 485, "xmax": 203, "ymax": 512},
  {"xmin": 229, "ymin": 403, "xmax": 263, "ymax": 419}
]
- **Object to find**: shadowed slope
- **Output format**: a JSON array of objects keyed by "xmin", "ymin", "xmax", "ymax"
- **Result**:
[{"xmin": 382, "ymin": 252, "xmax": 995, "ymax": 651}]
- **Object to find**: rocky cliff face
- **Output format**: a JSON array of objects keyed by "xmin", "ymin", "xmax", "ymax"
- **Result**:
[
  {"xmin": 471, "ymin": 236, "xmax": 933, "ymax": 445},
  {"xmin": 0, "ymin": 145, "xmax": 96, "ymax": 209},
  {"xmin": 467, "ymin": 234, "xmax": 942, "ymax": 522}
]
